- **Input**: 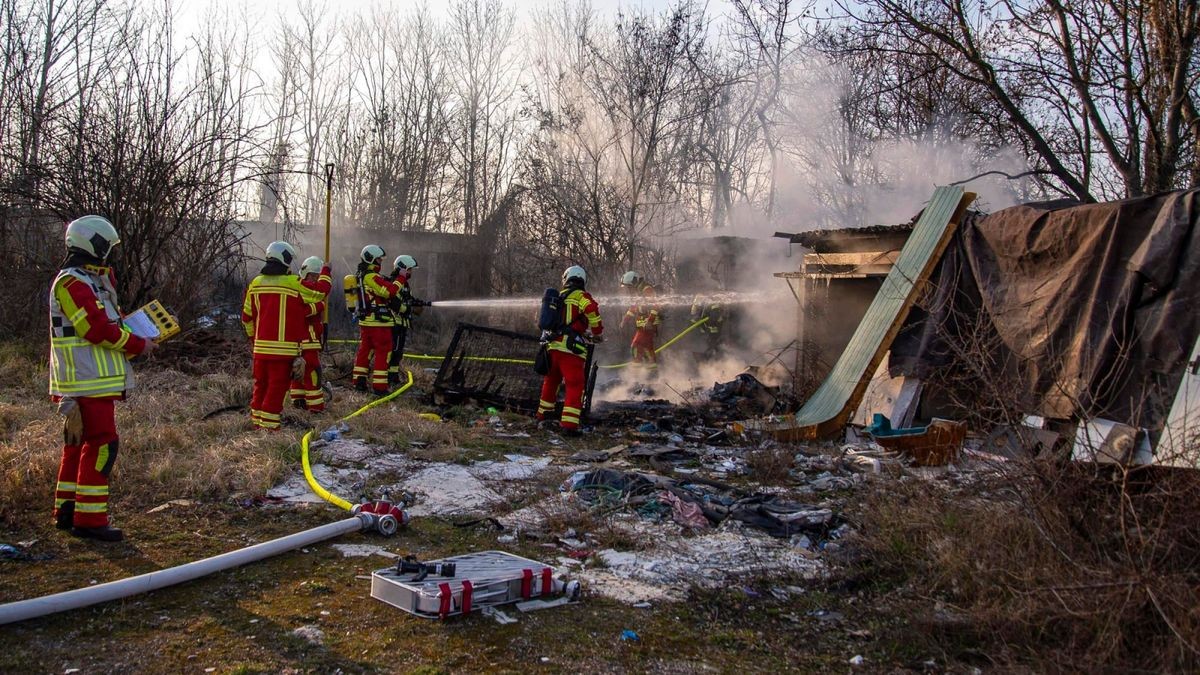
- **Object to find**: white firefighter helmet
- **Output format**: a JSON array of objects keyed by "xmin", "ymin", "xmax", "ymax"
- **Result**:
[
  {"xmin": 361, "ymin": 244, "xmax": 386, "ymax": 264},
  {"xmin": 300, "ymin": 256, "xmax": 324, "ymax": 277},
  {"xmin": 393, "ymin": 254, "xmax": 418, "ymax": 271},
  {"xmin": 562, "ymin": 265, "xmax": 587, "ymax": 286},
  {"xmin": 621, "ymin": 270, "xmax": 642, "ymax": 287},
  {"xmin": 65, "ymin": 215, "xmax": 120, "ymax": 261},
  {"xmin": 265, "ymin": 241, "xmax": 298, "ymax": 269}
]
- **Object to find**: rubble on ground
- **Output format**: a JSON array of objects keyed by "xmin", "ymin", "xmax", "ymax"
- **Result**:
[{"xmin": 264, "ymin": 386, "xmax": 1004, "ymax": 607}]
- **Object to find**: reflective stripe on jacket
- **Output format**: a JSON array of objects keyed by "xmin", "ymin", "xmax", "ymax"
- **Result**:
[
  {"xmin": 300, "ymin": 266, "xmax": 333, "ymax": 349},
  {"xmin": 48, "ymin": 267, "xmax": 146, "ymax": 398},
  {"xmin": 548, "ymin": 288, "xmax": 603, "ymax": 356},
  {"xmin": 241, "ymin": 274, "xmax": 324, "ymax": 359},
  {"xmin": 390, "ymin": 276, "xmax": 412, "ymax": 329},
  {"xmin": 359, "ymin": 270, "xmax": 400, "ymax": 327},
  {"xmin": 623, "ymin": 283, "xmax": 661, "ymax": 330}
]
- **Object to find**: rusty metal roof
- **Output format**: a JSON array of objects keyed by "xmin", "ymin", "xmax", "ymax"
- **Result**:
[{"xmin": 773, "ymin": 223, "xmax": 915, "ymax": 252}]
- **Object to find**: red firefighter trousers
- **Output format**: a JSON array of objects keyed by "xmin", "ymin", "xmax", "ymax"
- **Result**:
[
  {"xmin": 289, "ymin": 349, "xmax": 325, "ymax": 412},
  {"xmin": 537, "ymin": 350, "xmax": 586, "ymax": 430},
  {"xmin": 631, "ymin": 328, "xmax": 657, "ymax": 363},
  {"xmin": 251, "ymin": 357, "xmax": 293, "ymax": 430},
  {"xmin": 55, "ymin": 396, "xmax": 119, "ymax": 528},
  {"xmin": 353, "ymin": 325, "xmax": 393, "ymax": 393}
]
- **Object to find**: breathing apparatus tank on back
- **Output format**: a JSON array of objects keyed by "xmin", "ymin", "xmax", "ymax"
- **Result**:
[{"xmin": 343, "ymin": 274, "xmax": 359, "ymax": 315}]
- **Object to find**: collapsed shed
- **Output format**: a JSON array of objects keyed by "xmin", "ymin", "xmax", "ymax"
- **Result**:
[{"xmin": 769, "ymin": 187, "xmax": 1200, "ymax": 467}]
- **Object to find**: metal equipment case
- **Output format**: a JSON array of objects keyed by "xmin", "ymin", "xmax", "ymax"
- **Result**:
[{"xmin": 371, "ymin": 550, "xmax": 574, "ymax": 619}]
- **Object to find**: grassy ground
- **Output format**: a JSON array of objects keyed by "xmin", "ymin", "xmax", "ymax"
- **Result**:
[
  {"xmin": 0, "ymin": 340, "xmax": 905, "ymax": 674},
  {"xmin": 0, "ymin": 502, "xmax": 890, "ymax": 674},
  {"xmin": 4, "ymin": 337, "xmax": 1191, "ymax": 672}
]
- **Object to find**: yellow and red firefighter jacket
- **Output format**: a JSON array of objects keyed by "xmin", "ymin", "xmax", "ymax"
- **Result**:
[
  {"xmin": 388, "ymin": 274, "xmax": 414, "ymax": 329},
  {"xmin": 48, "ymin": 265, "xmax": 149, "ymax": 398},
  {"xmin": 356, "ymin": 267, "xmax": 400, "ymax": 328},
  {"xmin": 548, "ymin": 288, "xmax": 603, "ymax": 357},
  {"xmin": 300, "ymin": 265, "xmax": 333, "ymax": 350},
  {"xmin": 241, "ymin": 274, "xmax": 325, "ymax": 359},
  {"xmin": 622, "ymin": 282, "xmax": 661, "ymax": 331}
]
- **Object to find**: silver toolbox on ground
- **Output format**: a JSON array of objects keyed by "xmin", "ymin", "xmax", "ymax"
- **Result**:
[{"xmin": 371, "ymin": 550, "xmax": 574, "ymax": 619}]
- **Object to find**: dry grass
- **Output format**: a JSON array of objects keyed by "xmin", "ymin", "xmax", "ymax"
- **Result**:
[
  {"xmin": 746, "ymin": 443, "xmax": 796, "ymax": 484},
  {"xmin": 0, "ymin": 359, "xmax": 301, "ymax": 525},
  {"xmin": 0, "ymin": 343, "xmax": 541, "ymax": 527},
  {"xmin": 857, "ymin": 460, "xmax": 1200, "ymax": 672}
]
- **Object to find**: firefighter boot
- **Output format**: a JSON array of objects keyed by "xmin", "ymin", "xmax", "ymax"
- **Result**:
[
  {"xmin": 55, "ymin": 501, "xmax": 75, "ymax": 530},
  {"xmin": 71, "ymin": 525, "xmax": 124, "ymax": 542},
  {"xmin": 354, "ymin": 377, "xmax": 368, "ymax": 392}
]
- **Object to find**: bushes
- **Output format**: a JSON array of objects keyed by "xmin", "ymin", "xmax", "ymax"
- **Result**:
[{"xmin": 858, "ymin": 460, "xmax": 1200, "ymax": 671}]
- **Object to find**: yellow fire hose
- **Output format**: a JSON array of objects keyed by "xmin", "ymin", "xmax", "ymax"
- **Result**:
[
  {"xmin": 301, "ymin": 369, "xmax": 415, "ymax": 510},
  {"xmin": 307, "ymin": 316, "xmax": 712, "ymax": 507},
  {"xmin": 325, "ymin": 318, "xmax": 709, "ymax": 370}
]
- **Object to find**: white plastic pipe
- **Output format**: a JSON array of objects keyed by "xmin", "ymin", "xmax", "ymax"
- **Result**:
[{"xmin": 0, "ymin": 515, "xmax": 367, "ymax": 625}]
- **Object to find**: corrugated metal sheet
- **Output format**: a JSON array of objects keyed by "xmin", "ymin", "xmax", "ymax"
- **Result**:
[{"xmin": 780, "ymin": 186, "xmax": 974, "ymax": 439}]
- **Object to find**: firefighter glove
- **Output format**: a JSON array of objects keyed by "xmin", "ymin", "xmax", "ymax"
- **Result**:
[{"xmin": 59, "ymin": 397, "xmax": 83, "ymax": 446}]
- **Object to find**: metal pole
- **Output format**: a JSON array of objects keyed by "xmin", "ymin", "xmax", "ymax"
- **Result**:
[
  {"xmin": 322, "ymin": 163, "xmax": 334, "ymax": 351},
  {"xmin": 324, "ymin": 163, "xmax": 334, "ymax": 261}
]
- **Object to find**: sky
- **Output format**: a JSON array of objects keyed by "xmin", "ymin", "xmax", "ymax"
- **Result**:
[{"xmin": 167, "ymin": 0, "xmax": 743, "ymax": 35}]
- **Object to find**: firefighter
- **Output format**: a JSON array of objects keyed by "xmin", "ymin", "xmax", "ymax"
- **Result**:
[
  {"xmin": 537, "ymin": 266, "xmax": 603, "ymax": 435},
  {"xmin": 241, "ymin": 241, "xmax": 323, "ymax": 431},
  {"xmin": 690, "ymin": 294, "xmax": 727, "ymax": 362},
  {"xmin": 351, "ymin": 245, "xmax": 400, "ymax": 395},
  {"xmin": 289, "ymin": 256, "xmax": 333, "ymax": 412},
  {"xmin": 620, "ymin": 271, "xmax": 661, "ymax": 373},
  {"xmin": 386, "ymin": 254, "xmax": 421, "ymax": 386},
  {"xmin": 49, "ymin": 215, "xmax": 157, "ymax": 542}
]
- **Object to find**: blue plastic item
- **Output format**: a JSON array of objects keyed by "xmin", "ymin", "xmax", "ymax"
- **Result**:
[{"xmin": 865, "ymin": 414, "xmax": 927, "ymax": 438}]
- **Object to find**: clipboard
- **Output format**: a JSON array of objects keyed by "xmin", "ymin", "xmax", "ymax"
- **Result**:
[{"xmin": 124, "ymin": 300, "xmax": 180, "ymax": 342}]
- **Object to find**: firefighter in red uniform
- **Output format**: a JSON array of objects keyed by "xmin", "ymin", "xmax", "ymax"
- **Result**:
[
  {"xmin": 537, "ymin": 266, "xmax": 603, "ymax": 435},
  {"xmin": 49, "ymin": 216, "xmax": 157, "ymax": 542},
  {"xmin": 620, "ymin": 271, "xmax": 661, "ymax": 373},
  {"xmin": 351, "ymin": 245, "xmax": 401, "ymax": 396},
  {"xmin": 386, "ymin": 254, "xmax": 423, "ymax": 386},
  {"xmin": 289, "ymin": 256, "xmax": 333, "ymax": 412},
  {"xmin": 242, "ymin": 241, "xmax": 323, "ymax": 430}
]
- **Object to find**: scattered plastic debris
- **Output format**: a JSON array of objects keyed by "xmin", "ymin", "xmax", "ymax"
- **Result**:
[
  {"xmin": 319, "ymin": 421, "xmax": 349, "ymax": 442},
  {"xmin": 0, "ymin": 543, "xmax": 51, "ymax": 562},
  {"xmin": 515, "ymin": 596, "xmax": 572, "ymax": 612},
  {"xmin": 146, "ymin": 499, "xmax": 199, "ymax": 514},
  {"xmin": 620, "ymin": 629, "xmax": 640, "ymax": 642},
  {"xmin": 331, "ymin": 544, "xmax": 399, "ymax": 558},
  {"xmin": 482, "ymin": 606, "xmax": 518, "ymax": 625},
  {"xmin": 291, "ymin": 625, "xmax": 325, "ymax": 645}
]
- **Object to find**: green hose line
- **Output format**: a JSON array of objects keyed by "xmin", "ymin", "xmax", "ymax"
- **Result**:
[
  {"xmin": 598, "ymin": 317, "xmax": 709, "ymax": 370},
  {"xmin": 301, "ymin": 369, "xmax": 415, "ymax": 511}
]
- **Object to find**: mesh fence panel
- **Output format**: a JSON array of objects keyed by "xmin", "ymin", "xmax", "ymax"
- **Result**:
[{"xmin": 433, "ymin": 323, "xmax": 596, "ymax": 414}]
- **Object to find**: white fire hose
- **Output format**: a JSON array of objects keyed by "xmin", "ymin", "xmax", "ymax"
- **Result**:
[
  {"xmin": 0, "ymin": 371, "xmax": 416, "ymax": 626},
  {"xmin": 0, "ymin": 514, "xmax": 380, "ymax": 625}
]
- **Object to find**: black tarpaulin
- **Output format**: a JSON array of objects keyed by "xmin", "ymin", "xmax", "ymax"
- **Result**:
[{"xmin": 890, "ymin": 189, "xmax": 1200, "ymax": 432}]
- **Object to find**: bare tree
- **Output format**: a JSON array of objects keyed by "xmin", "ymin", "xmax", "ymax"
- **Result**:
[
  {"xmin": 831, "ymin": 0, "xmax": 1200, "ymax": 201},
  {"xmin": 445, "ymin": 0, "xmax": 521, "ymax": 236},
  {"xmin": 581, "ymin": 2, "xmax": 711, "ymax": 263},
  {"xmin": 730, "ymin": 0, "xmax": 806, "ymax": 222}
]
